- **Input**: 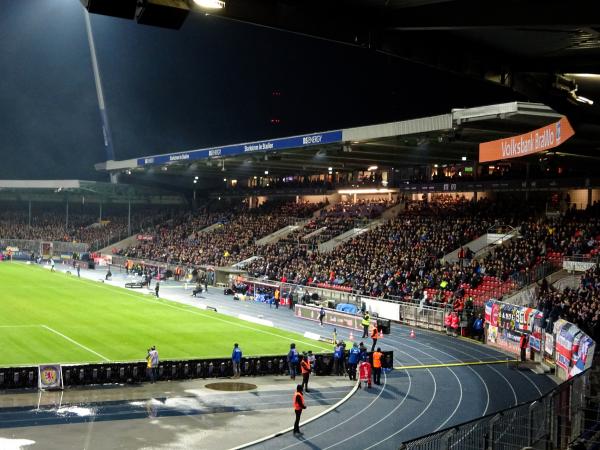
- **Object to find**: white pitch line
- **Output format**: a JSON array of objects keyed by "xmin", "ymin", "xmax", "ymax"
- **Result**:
[{"xmin": 41, "ymin": 325, "xmax": 109, "ymax": 362}]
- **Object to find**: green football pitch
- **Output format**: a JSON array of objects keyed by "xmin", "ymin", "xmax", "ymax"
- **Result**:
[{"xmin": 0, "ymin": 262, "xmax": 328, "ymax": 366}]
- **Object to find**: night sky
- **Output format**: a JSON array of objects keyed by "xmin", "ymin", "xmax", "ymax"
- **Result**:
[{"xmin": 0, "ymin": 0, "xmax": 517, "ymax": 181}]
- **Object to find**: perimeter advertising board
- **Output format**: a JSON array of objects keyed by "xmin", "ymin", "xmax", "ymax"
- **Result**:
[{"xmin": 294, "ymin": 304, "xmax": 377, "ymax": 332}]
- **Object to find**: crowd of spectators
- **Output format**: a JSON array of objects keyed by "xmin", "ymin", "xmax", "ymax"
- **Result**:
[
  {"xmin": 248, "ymin": 197, "xmax": 507, "ymax": 298},
  {"xmin": 279, "ymin": 199, "xmax": 395, "ymax": 248},
  {"xmin": 0, "ymin": 211, "xmax": 131, "ymax": 247},
  {"xmin": 117, "ymin": 200, "xmax": 323, "ymax": 267},
  {"xmin": 248, "ymin": 197, "xmax": 600, "ymax": 308},
  {"xmin": 536, "ymin": 266, "xmax": 600, "ymax": 340}
]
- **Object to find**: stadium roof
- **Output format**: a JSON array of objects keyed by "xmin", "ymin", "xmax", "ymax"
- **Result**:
[
  {"xmin": 97, "ymin": 101, "xmax": 597, "ymax": 189},
  {"xmin": 85, "ymin": 1, "xmax": 600, "ymax": 125},
  {"xmin": 209, "ymin": 1, "xmax": 600, "ymax": 119},
  {"xmin": 0, "ymin": 180, "xmax": 185, "ymax": 204}
]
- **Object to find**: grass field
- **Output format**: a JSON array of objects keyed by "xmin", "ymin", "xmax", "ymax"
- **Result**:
[{"xmin": 0, "ymin": 262, "xmax": 328, "ymax": 366}]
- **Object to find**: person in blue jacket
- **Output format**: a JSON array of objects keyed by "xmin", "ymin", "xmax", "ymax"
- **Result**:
[
  {"xmin": 333, "ymin": 342, "xmax": 344, "ymax": 376},
  {"xmin": 287, "ymin": 343, "xmax": 299, "ymax": 380},
  {"xmin": 347, "ymin": 342, "xmax": 361, "ymax": 380},
  {"xmin": 358, "ymin": 342, "xmax": 368, "ymax": 361},
  {"xmin": 319, "ymin": 307, "xmax": 326, "ymax": 326},
  {"xmin": 232, "ymin": 343, "xmax": 242, "ymax": 378},
  {"xmin": 473, "ymin": 315, "xmax": 484, "ymax": 341}
]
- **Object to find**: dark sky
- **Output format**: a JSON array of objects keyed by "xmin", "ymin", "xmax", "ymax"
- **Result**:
[{"xmin": 0, "ymin": 0, "xmax": 517, "ymax": 180}]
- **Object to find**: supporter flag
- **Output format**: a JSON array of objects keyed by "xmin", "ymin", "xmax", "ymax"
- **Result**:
[
  {"xmin": 570, "ymin": 334, "xmax": 595, "ymax": 377},
  {"xmin": 529, "ymin": 310, "xmax": 544, "ymax": 352},
  {"xmin": 555, "ymin": 322, "xmax": 580, "ymax": 370},
  {"xmin": 484, "ymin": 301, "xmax": 493, "ymax": 323},
  {"xmin": 491, "ymin": 303, "xmax": 500, "ymax": 327}
]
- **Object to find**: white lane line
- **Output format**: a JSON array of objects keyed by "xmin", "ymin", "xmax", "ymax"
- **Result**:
[
  {"xmin": 402, "ymin": 327, "xmax": 516, "ymax": 408},
  {"xmin": 322, "ymin": 369, "xmax": 416, "ymax": 450},
  {"xmin": 41, "ymin": 325, "xmax": 109, "ymax": 362},
  {"xmin": 406, "ymin": 329, "xmax": 511, "ymax": 360},
  {"xmin": 380, "ymin": 333, "xmax": 489, "ymax": 416},
  {"xmin": 230, "ymin": 381, "xmax": 361, "ymax": 450},
  {"xmin": 514, "ymin": 368, "xmax": 544, "ymax": 397},
  {"xmin": 284, "ymin": 334, "xmax": 461, "ymax": 450},
  {"xmin": 323, "ymin": 339, "xmax": 458, "ymax": 450},
  {"xmin": 282, "ymin": 369, "xmax": 404, "ymax": 450},
  {"xmin": 385, "ymin": 333, "xmax": 511, "ymax": 409},
  {"xmin": 272, "ymin": 323, "xmax": 461, "ymax": 448},
  {"xmin": 78, "ymin": 277, "xmax": 330, "ymax": 352},
  {"xmin": 434, "ymin": 368, "xmax": 463, "ymax": 431},
  {"xmin": 382, "ymin": 335, "xmax": 491, "ymax": 449},
  {"xmin": 361, "ymin": 368, "xmax": 436, "ymax": 450},
  {"xmin": 383, "ymin": 334, "xmax": 503, "ymax": 450},
  {"xmin": 488, "ymin": 364, "xmax": 518, "ymax": 405}
]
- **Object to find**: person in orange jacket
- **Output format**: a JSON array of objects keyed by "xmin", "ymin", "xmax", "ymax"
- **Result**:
[
  {"xmin": 300, "ymin": 354, "xmax": 311, "ymax": 392},
  {"xmin": 293, "ymin": 384, "xmax": 307, "ymax": 434},
  {"xmin": 370, "ymin": 325, "xmax": 380, "ymax": 352},
  {"xmin": 372, "ymin": 347, "xmax": 383, "ymax": 385}
]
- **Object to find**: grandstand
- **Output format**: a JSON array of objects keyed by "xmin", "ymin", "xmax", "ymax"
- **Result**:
[{"xmin": 2, "ymin": 1, "xmax": 600, "ymax": 449}]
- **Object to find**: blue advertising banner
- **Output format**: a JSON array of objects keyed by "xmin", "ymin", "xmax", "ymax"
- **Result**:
[{"xmin": 137, "ymin": 130, "xmax": 343, "ymax": 166}]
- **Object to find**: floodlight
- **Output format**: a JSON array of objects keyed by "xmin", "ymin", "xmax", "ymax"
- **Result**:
[
  {"xmin": 193, "ymin": 0, "xmax": 225, "ymax": 9},
  {"xmin": 575, "ymin": 95, "xmax": 594, "ymax": 105}
]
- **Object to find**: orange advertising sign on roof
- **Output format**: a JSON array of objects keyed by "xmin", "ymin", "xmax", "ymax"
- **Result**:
[{"xmin": 479, "ymin": 117, "xmax": 575, "ymax": 163}]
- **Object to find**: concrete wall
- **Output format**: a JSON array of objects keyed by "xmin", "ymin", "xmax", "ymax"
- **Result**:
[
  {"xmin": 410, "ymin": 192, "xmax": 491, "ymax": 202},
  {"xmin": 566, "ymin": 189, "xmax": 600, "ymax": 210},
  {"xmin": 298, "ymin": 193, "xmax": 340, "ymax": 206},
  {"xmin": 339, "ymin": 193, "xmax": 397, "ymax": 203},
  {"xmin": 98, "ymin": 234, "xmax": 138, "ymax": 255}
]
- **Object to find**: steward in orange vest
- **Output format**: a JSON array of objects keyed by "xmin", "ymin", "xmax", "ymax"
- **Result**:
[
  {"xmin": 293, "ymin": 384, "xmax": 306, "ymax": 434},
  {"xmin": 370, "ymin": 326, "xmax": 380, "ymax": 352},
  {"xmin": 300, "ymin": 355, "xmax": 311, "ymax": 393},
  {"xmin": 372, "ymin": 348, "xmax": 383, "ymax": 385}
]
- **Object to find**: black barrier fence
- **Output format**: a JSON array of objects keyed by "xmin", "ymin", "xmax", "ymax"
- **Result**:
[
  {"xmin": 0, "ymin": 351, "xmax": 394, "ymax": 389},
  {"xmin": 400, "ymin": 368, "xmax": 594, "ymax": 450}
]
